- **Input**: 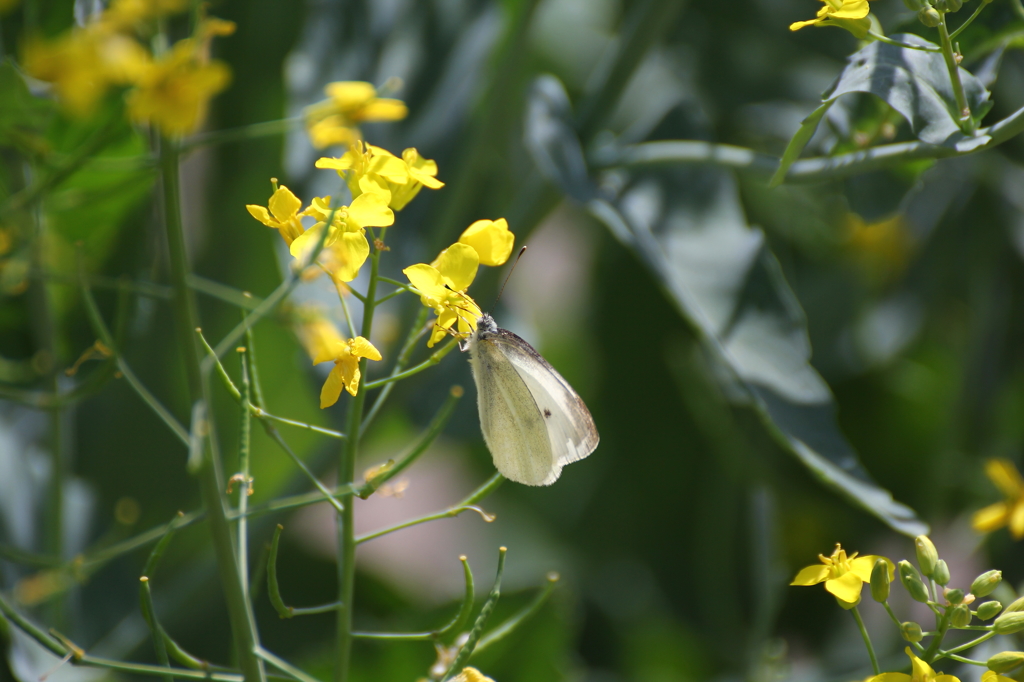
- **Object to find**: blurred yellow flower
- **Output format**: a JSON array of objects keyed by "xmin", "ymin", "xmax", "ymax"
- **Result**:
[
  {"xmin": 404, "ymin": 242, "xmax": 483, "ymax": 347},
  {"xmin": 791, "ymin": 543, "xmax": 893, "ymax": 608},
  {"xmin": 452, "ymin": 668, "xmax": 496, "ymax": 682},
  {"xmin": 845, "ymin": 212, "xmax": 912, "ymax": 283},
  {"xmin": 458, "ymin": 218, "xmax": 514, "ymax": 267},
  {"xmin": 246, "ymin": 185, "xmax": 306, "ymax": 245},
  {"xmin": 316, "ymin": 143, "xmax": 443, "ymax": 211},
  {"xmin": 305, "ymin": 81, "xmax": 408, "ymax": 149},
  {"xmin": 790, "ymin": 0, "xmax": 874, "ymax": 36},
  {"xmin": 973, "ymin": 459, "xmax": 1024, "ymax": 539},
  {"xmin": 313, "ymin": 334, "xmax": 382, "ymax": 407},
  {"xmin": 982, "ymin": 672, "xmax": 1017, "ymax": 682},
  {"xmin": 126, "ymin": 39, "xmax": 230, "ymax": 136},
  {"xmin": 288, "ymin": 193, "xmax": 393, "ymax": 283},
  {"xmin": 868, "ymin": 648, "xmax": 959, "ymax": 682}
]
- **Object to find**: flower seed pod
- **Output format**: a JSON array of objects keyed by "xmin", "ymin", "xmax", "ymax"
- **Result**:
[
  {"xmin": 901, "ymin": 621, "xmax": 924, "ymax": 642},
  {"xmin": 951, "ymin": 604, "xmax": 972, "ymax": 628},
  {"xmin": 918, "ymin": 7, "xmax": 942, "ymax": 26},
  {"xmin": 994, "ymin": 612, "xmax": 1024, "ymax": 635},
  {"xmin": 945, "ymin": 588, "xmax": 964, "ymax": 605},
  {"xmin": 972, "ymin": 570, "xmax": 1002, "ymax": 598},
  {"xmin": 900, "ymin": 560, "xmax": 930, "ymax": 603},
  {"xmin": 871, "ymin": 559, "xmax": 891, "ymax": 602},
  {"xmin": 933, "ymin": 560, "xmax": 950, "ymax": 586},
  {"xmin": 1004, "ymin": 596, "xmax": 1024, "ymax": 614},
  {"xmin": 988, "ymin": 652, "xmax": 1024, "ymax": 674},
  {"xmin": 977, "ymin": 601, "xmax": 1003, "ymax": 620},
  {"xmin": 915, "ymin": 536, "xmax": 939, "ymax": 578}
]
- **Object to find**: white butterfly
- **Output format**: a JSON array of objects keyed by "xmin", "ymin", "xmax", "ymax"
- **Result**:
[{"xmin": 466, "ymin": 313, "xmax": 599, "ymax": 486}]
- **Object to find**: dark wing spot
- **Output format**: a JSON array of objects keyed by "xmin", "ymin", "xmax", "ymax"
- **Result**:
[{"xmin": 543, "ymin": 408, "xmax": 552, "ymax": 418}]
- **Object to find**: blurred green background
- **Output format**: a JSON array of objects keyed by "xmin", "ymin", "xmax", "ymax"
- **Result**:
[{"xmin": 4, "ymin": 0, "xmax": 1024, "ymax": 681}]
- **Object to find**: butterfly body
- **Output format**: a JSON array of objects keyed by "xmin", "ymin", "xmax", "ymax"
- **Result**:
[{"xmin": 467, "ymin": 314, "xmax": 599, "ymax": 486}]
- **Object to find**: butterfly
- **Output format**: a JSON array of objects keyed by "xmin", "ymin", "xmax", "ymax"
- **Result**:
[{"xmin": 466, "ymin": 313, "xmax": 599, "ymax": 485}]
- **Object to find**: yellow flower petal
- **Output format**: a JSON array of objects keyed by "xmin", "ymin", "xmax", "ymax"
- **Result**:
[
  {"xmin": 350, "ymin": 336, "xmax": 382, "ymax": 362},
  {"xmin": 320, "ymin": 364, "xmax": 346, "ymax": 409},
  {"xmin": 246, "ymin": 204, "xmax": 273, "ymax": 226},
  {"xmin": 869, "ymin": 675, "xmax": 912, "ymax": 682},
  {"xmin": 325, "ymin": 81, "xmax": 376, "ymax": 109},
  {"xmin": 973, "ymin": 502, "xmax": 1010, "ymax": 533},
  {"xmin": 790, "ymin": 564, "xmax": 830, "ymax": 586},
  {"xmin": 831, "ymin": 0, "xmax": 869, "ymax": 19},
  {"xmin": 458, "ymin": 218, "xmax": 514, "ymax": 267},
  {"xmin": 403, "ymin": 264, "xmax": 447, "ymax": 303},
  {"xmin": 790, "ymin": 17, "xmax": 824, "ymax": 30},
  {"xmin": 934, "ymin": 676, "xmax": 960, "ymax": 682},
  {"xmin": 433, "ymin": 242, "xmax": 479, "ymax": 292},
  {"xmin": 982, "ymin": 672, "xmax": 1016, "ymax": 682},
  {"xmin": 1010, "ymin": 501, "xmax": 1024, "ymax": 540},
  {"xmin": 824, "ymin": 571, "xmax": 863, "ymax": 604},
  {"xmin": 327, "ymin": 232, "xmax": 370, "ymax": 282},
  {"xmin": 451, "ymin": 668, "xmax": 495, "ymax": 682},
  {"xmin": 339, "ymin": 354, "xmax": 361, "ymax": 396},
  {"xmin": 909, "ymin": 650, "xmax": 938, "ymax": 682},
  {"xmin": 345, "ymin": 192, "xmax": 394, "ymax": 230},
  {"xmin": 402, "ymin": 148, "xmax": 444, "ymax": 189},
  {"xmin": 850, "ymin": 555, "xmax": 891, "ymax": 583},
  {"xmin": 360, "ymin": 98, "xmax": 408, "ymax": 121},
  {"xmin": 268, "ymin": 186, "xmax": 302, "ymax": 223},
  {"xmin": 986, "ymin": 459, "xmax": 1024, "ymax": 499},
  {"xmin": 289, "ymin": 224, "xmax": 326, "ymax": 263}
]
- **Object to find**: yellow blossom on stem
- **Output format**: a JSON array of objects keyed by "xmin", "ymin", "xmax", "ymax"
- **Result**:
[
  {"xmin": 315, "ymin": 335, "xmax": 382, "ymax": 408},
  {"xmin": 982, "ymin": 673, "xmax": 1017, "ymax": 682},
  {"xmin": 287, "ymin": 193, "xmax": 393, "ymax": 283},
  {"xmin": 790, "ymin": 543, "xmax": 894, "ymax": 608},
  {"xmin": 403, "ymin": 242, "xmax": 483, "ymax": 347},
  {"xmin": 790, "ymin": 0, "xmax": 875, "ymax": 37},
  {"xmin": 126, "ymin": 39, "xmax": 230, "ymax": 136},
  {"xmin": 451, "ymin": 668, "xmax": 496, "ymax": 682},
  {"xmin": 316, "ymin": 143, "xmax": 443, "ymax": 211},
  {"xmin": 972, "ymin": 459, "xmax": 1024, "ymax": 539},
  {"xmin": 305, "ymin": 81, "xmax": 408, "ymax": 149},
  {"xmin": 246, "ymin": 185, "xmax": 306, "ymax": 245},
  {"xmin": 458, "ymin": 218, "xmax": 514, "ymax": 267},
  {"xmin": 868, "ymin": 648, "xmax": 960, "ymax": 682}
]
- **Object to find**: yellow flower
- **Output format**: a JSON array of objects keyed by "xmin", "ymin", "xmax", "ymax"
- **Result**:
[
  {"xmin": 451, "ymin": 669, "xmax": 496, "ymax": 682},
  {"xmin": 313, "ymin": 334, "xmax": 382, "ymax": 408},
  {"xmin": 458, "ymin": 218, "xmax": 514, "ymax": 267},
  {"xmin": 791, "ymin": 543, "xmax": 893, "ymax": 608},
  {"xmin": 973, "ymin": 459, "xmax": 1024, "ymax": 539},
  {"xmin": 246, "ymin": 185, "xmax": 306, "ymax": 245},
  {"xmin": 305, "ymin": 81, "xmax": 408, "ymax": 149},
  {"xmin": 790, "ymin": 0, "xmax": 874, "ymax": 36},
  {"xmin": 126, "ymin": 39, "xmax": 230, "ymax": 136},
  {"xmin": 287, "ymin": 194, "xmax": 393, "ymax": 283},
  {"xmin": 316, "ymin": 143, "xmax": 443, "ymax": 211},
  {"xmin": 982, "ymin": 672, "xmax": 1016, "ymax": 682},
  {"xmin": 868, "ymin": 648, "xmax": 959, "ymax": 682},
  {"xmin": 403, "ymin": 243, "xmax": 483, "ymax": 348}
]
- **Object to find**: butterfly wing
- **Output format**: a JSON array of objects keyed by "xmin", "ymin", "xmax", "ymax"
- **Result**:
[
  {"xmin": 470, "ymin": 337, "xmax": 558, "ymax": 485},
  {"xmin": 491, "ymin": 329, "xmax": 599, "ymax": 470}
]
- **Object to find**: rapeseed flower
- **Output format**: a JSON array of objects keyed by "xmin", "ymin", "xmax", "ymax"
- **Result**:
[
  {"xmin": 288, "ymin": 192, "xmax": 393, "ymax": 283},
  {"xmin": 305, "ymin": 81, "xmax": 408, "ymax": 149},
  {"xmin": 867, "ymin": 648, "xmax": 959, "ymax": 682},
  {"xmin": 316, "ymin": 143, "xmax": 443, "ymax": 211},
  {"xmin": 973, "ymin": 459, "xmax": 1024, "ymax": 539},
  {"xmin": 791, "ymin": 543, "xmax": 893, "ymax": 608},
  {"xmin": 451, "ymin": 669, "xmax": 496, "ymax": 682},
  {"xmin": 790, "ymin": 0, "xmax": 875, "ymax": 37},
  {"xmin": 458, "ymin": 218, "xmax": 514, "ymax": 267},
  {"xmin": 404, "ymin": 243, "xmax": 484, "ymax": 347},
  {"xmin": 313, "ymin": 333, "xmax": 382, "ymax": 407},
  {"xmin": 246, "ymin": 185, "xmax": 306, "ymax": 245}
]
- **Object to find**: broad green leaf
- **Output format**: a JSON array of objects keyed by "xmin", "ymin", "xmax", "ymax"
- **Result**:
[
  {"xmin": 773, "ymin": 34, "xmax": 992, "ymax": 184},
  {"xmin": 525, "ymin": 75, "xmax": 927, "ymax": 536}
]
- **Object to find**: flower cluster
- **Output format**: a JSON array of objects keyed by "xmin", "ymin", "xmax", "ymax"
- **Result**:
[
  {"xmin": 792, "ymin": 537, "xmax": 1023, "ymax": 682},
  {"xmin": 790, "ymin": 0, "xmax": 877, "ymax": 37},
  {"xmin": 304, "ymin": 81, "xmax": 408, "ymax": 149},
  {"xmin": 22, "ymin": 0, "xmax": 233, "ymax": 134}
]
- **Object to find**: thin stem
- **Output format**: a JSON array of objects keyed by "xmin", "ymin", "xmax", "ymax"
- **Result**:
[
  {"xmin": 937, "ymin": 15, "xmax": 976, "ymax": 135},
  {"xmin": 189, "ymin": 274, "xmax": 262, "ymax": 310},
  {"xmin": 476, "ymin": 572, "xmax": 559, "ymax": 653},
  {"xmin": 361, "ymin": 307, "xmax": 430, "ymax": 436},
  {"xmin": 851, "ymin": 606, "xmax": 880, "ymax": 675},
  {"xmin": 236, "ymin": 348, "xmax": 253, "ymax": 593},
  {"xmin": 350, "ymin": 631, "xmax": 433, "ymax": 640},
  {"xmin": 937, "ymin": 653, "xmax": 986, "ymax": 666},
  {"xmin": 440, "ymin": 548, "xmax": 507, "ymax": 681},
  {"xmin": 867, "ymin": 30, "xmax": 941, "ymax": 52},
  {"xmin": 922, "ymin": 609, "xmax": 952, "ymax": 663},
  {"xmin": 253, "ymin": 409, "xmax": 346, "ymax": 439},
  {"xmin": 942, "ymin": 631, "xmax": 994, "ymax": 655},
  {"xmin": 159, "ymin": 136, "xmax": 266, "ymax": 682},
  {"xmin": 355, "ymin": 506, "xmax": 494, "ymax": 545},
  {"xmin": 255, "ymin": 648, "xmax": 323, "ymax": 682},
  {"xmin": 949, "ymin": 1, "xmax": 989, "ymax": 41},
  {"xmin": 181, "ymin": 117, "xmax": 302, "ymax": 154}
]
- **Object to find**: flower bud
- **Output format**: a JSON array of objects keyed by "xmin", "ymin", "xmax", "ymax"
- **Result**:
[
  {"xmin": 950, "ymin": 604, "xmax": 972, "ymax": 628},
  {"xmin": 972, "ymin": 570, "xmax": 1002, "ymax": 598},
  {"xmin": 900, "ymin": 560, "xmax": 930, "ymax": 603},
  {"xmin": 902, "ymin": 0, "xmax": 925, "ymax": 9},
  {"xmin": 918, "ymin": 7, "xmax": 942, "ymax": 26},
  {"xmin": 977, "ymin": 601, "xmax": 1003, "ymax": 620},
  {"xmin": 994, "ymin": 612, "xmax": 1024, "ymax": 635},
  {"xmin": 871, "ymin": 559, "xmax": 891, "ymax": 602},
  {"xmin": 901, "ymin": 621, "xmax": 924, "ymax": 642},
  {"xmin": 988, "ymin": 652, "xmax": 1024, "ymax": 674},
  {"xmin": 1004, "ymin": 596, "xmax": 1024, "ymax": 614},
  {"xmin": 945, "ymin": 588, "xmax": 964, "ymax": 605},
  {"xmin": 933, "ymin": 560, "xmax": 950, "ymax": 586},
  {"xmin": 935, "ymin": 0, "xmax": 963, "ymax": 11},
  {"xmin": 915, "ymin": 536, "xmax": 939, "ymax": 578}
]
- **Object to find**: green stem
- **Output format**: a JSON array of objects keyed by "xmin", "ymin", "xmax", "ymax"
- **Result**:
[
  {"xmin": 949, "ymin": 1, "xmax": 990, "ymax": 41},
  {"xmin": 1013, "ymin": 0, "xmax": 1024, "ymax": 21},
  {"xmin": 360, "ymin": 307, "xmax": 430, "ymax": 437},
  {"xmin": 237, "ymin": 348, "xmax": 253, "ymax": 593},
  {"xmin": 851, "ymin": 606, "xmax": 879, "ymax": 675},
  {"xmin": 937, "ymin": 15, "xmax": 976, "ymax": 135},
  {"xmin": 181, "ymin": 117, "xmax": 302, "ymax": 154},
  {"xmin": 334, "ymin": 234, "xmax": 384, "ymax": 682},
  {"xmin": 355, "ymin": 505, "xmax": 494, "ymax": 544},
  {"xmin": 937, "ymin": 653, "xmax": 986, "ymax": 665},
  {"xmin": 475, "ymin": 572, "xmax": 559, "ymax": 653},
  {"xmin": 159, "ymin": 137, "xmax": 265, "ymax": 682},
  {"xmin": 922, "ymin": 610, "xmax": 952, "ymax": 663},
  {"xmin": 867, "ymin": 30, "xmax": 941, "ymax": 52},
  {"xmin": 440, "ymin": 548, "xmax": 507, "ymax": 681},
  {"xmin": 942, "ymin": 630, "xmax": 994, "ymax": 655}
]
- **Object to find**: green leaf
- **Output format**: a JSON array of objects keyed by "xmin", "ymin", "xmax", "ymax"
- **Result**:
[
  {"xmin": 769, "ymin": 100, "xmax": 834, "ymax": 188},
  {"xmin": 0, "ymin": 60, "xmax": 53, "ymax": 147},
  {"xmin": 525, "ymin": 75, "xmax": 927, "ymax": 537}
]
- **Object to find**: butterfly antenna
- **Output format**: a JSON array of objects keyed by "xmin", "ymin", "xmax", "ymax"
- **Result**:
[{"xmin": 494, "ymin": 246, "xmax": 527, "ymax": 308}]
